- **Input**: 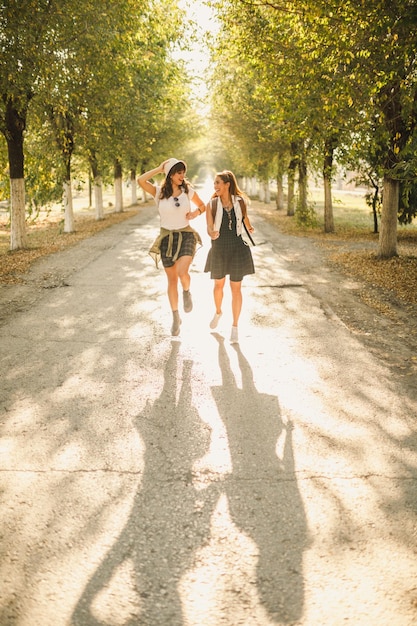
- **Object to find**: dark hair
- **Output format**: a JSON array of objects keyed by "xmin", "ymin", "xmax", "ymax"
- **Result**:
[
  {"xmin": 213, "ymin": 170, "xmax": 249, "ymax": 202},
  {"xmin": 160, "ymin": 161, "xmax": 190, "ymax": 199}
]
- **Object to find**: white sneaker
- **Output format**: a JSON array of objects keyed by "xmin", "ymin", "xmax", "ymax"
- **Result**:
[
  {"xmin": 230, "ymin": 326, "xmax": 238, "ymax": 343},
  {"xmin": 209, "ymin": 312, "xmax": 222, "ymax": 329}
]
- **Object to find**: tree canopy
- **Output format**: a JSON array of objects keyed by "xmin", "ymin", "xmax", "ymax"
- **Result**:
[
  {"xmin": 0, "ymin": 0, "xmax": 196, "ymax": 246},
  {"xmin": 1, "ymin": 0, "xmax": 417, "ymax": 258},
  {"xmin": 207, "ymin": 0, "xmax": 417, "ymax": 255}
]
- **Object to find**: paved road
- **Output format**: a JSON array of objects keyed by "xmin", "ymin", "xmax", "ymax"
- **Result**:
[{"xmin": 1, "ymin": 205, "xmax": 417, "ymax": 625}]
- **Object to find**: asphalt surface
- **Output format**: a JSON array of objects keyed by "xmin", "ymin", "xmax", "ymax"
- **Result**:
[{"xmin": 1, "ymin": 204, "xmax": 417, "ymax": 625}]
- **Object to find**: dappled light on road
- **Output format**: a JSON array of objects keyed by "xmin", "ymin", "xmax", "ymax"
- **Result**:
[{"xmin": 1, "ymin": 206, "xmax": 417, "ymax": 624}]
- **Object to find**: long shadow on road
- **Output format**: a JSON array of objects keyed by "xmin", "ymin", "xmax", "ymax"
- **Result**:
[
  {"xmin": 72, "ymin": 335, "xmax": 309, "ymax": 624},
  {"xmin": 72, "ymin": 341, "xmax": 217, "ymax": 624},
  {"xmin": 211, "ymin": 334, "xmax": 309, "ymax": 623}
]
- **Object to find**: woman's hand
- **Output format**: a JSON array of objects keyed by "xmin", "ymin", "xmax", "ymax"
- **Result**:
[
  {"xmin": 209, "ymin": 229, "xmax": 220, "ymax": 240},
  {"xmin": 186, "ymin": 204, "xmax": 204, "ymax": 220},
  {"xmin": 244, "ymin": 217, "xmax": 254, "ymax": 232}
]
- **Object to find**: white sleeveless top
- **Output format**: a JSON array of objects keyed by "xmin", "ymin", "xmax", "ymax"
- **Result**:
[{"xmin": 154, "ymin": 185, "xmax": 195, "ymax": 230}]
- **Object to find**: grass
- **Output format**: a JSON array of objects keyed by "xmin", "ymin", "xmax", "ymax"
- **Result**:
[{"xmin": 254, "ymin": 188, "xmax": 417, "ymax": 309}]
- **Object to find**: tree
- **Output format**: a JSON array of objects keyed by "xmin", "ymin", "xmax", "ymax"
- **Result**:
[
  {"xmin": 208, "ymin": 0, "xmax": 358, "ymax": 225},
  {"xmin": 0, "ymin": 0, "xmax": 58, "ymax": 249},
  {"xmin": 0, "ymin": 0, "xmax": 191, "ymax": 244},
  {"xmin": 210, "ymin": 0, "xmax": 417, "ymax": 252}
]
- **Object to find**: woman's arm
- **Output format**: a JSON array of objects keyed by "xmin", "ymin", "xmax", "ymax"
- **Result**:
[
  {"xmin": 239, "ymin": 197, "xmax": 254, "ymax": 232},
  {"xmin": 137, "ymin": 162, "xmax": 166, "ymax": 197},
  {"xmin": 243, "ymin": 215, "xmax": 254, "ymax": 232},
  {"xmin": 186, "ymin": 191, "xmax": 206, "ymax": 220},
  {"xmin": 206, "ymin": 199, "xmax": 219, "ymax": 240}
]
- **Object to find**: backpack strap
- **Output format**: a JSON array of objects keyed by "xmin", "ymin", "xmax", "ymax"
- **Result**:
[
  {"xmin": 237, "ymin": 196, "xmax": 247, "ymax": 218},
  {"xmin": 238, "ymin": 197, "xmax": 256, "ymax": 246},
  {"xmin": 210, "ymin": 197, "xmax": 217, "ymax": 221}
]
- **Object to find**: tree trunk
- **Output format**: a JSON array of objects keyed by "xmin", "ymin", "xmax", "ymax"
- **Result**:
[
  {"xmin": 378, "ymin": 176, "xmax": 399, "ymax": 258},
  {"xmin": 4, "ymin": 97, "xmax": 27, "ymax": 250},
  {"xmin": 63, "ymin": 184, "xmax": 74, "ymax": 232},
  {"xmin": 114, "ymin": 160, "xmax": 123, "ymax": 212},
  {"xmin": 47, "ymin": 108, "xmax": 75, "ymax": 232},
  {"xmin": 287, "ymin": 161, "xmax": 296, "ymax": 216},
  {"xmin": 369, "ymin": 177, "xmax": 379, "ymax": 234},
  {"xmin": 376, "ymin": 79, "xmax": 416, "ymax": 256},
  {"xmin": 287, "ymin": 144, "xmax": 299, "ymax": 216},
  {"xmin": 130, "ymin": 168, "xmax": 137, "ymax": 206},
  {"xmin": 276, "ymin": 150, "xmax": 286, "ymax": 210},
  {"xmin": 90, "ymin": 153, "xmax": 104, "ymax": 220},
  {"xmin": 10, "ymin": 178, "xmax": 26, "ymax": 250},
  {"xmin": 323, "ymin": 137, "xmax": 336, "ymax": 233},
  {"xmin": 323, "ymin": 177, "xmax": 334, "ymax": 232},
  {"xmin": 276, "ymin": 171, "xmax": 284, "ymax": 210},
  {"xmin": 94, "ymin": 176, "xmax": 104, "ymax": 220},
  {"xmin": 63, "ymin": 178, "xmax": 74, "ymax": 233},
  {"xmin": 264, "ymin": 182, "xmax": 270, "ymax": 203},
  {"xmin": 298, "ymin": 154, "xmax": 308, "ymax": 215},
  {"xmin": 62, "ymin": 154, "xmax": 74, "ymax": 233}
]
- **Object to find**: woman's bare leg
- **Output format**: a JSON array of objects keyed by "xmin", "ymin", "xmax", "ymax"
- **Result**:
[
  {"xmin": 230, "ymin": 280, "xmax": 242, "ymax": 327},
  {"xmin": 213, "ymin": 277, "xmax": 226, "ymax": 314},
  {"xmin": 175, "ymin": 255, "xmax": 192, "ymax": 292},
  {"xmin": 164, "ymin": 265, "xmax": 179, "ymax": 311}
]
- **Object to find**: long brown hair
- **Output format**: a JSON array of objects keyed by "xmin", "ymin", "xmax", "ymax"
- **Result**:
[
  {"xmin": 213, "ymin": 170, "xmax": 249, "ymax": 203},
  {"xmin": 160, "ymin": 161, "xmax": 190, "ymax": 199}
]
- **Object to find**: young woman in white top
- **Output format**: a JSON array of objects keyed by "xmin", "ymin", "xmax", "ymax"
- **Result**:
[{"xmin": 138, "ymin": 158, "xmax": 206, "ymax": 336}]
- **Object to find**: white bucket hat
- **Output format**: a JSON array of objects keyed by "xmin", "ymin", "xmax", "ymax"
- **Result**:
[{"xmin": 163, "ymin": 158, "xmax": 187, "ymax": 177}]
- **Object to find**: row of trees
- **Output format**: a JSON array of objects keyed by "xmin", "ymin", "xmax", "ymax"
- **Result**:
[
  {"xmin": 0, "ymin": 0, "xmax": 199, "ymax": 250},
  {"xmin": 207, "ymin": 0, "xmax": 417, "ymax": 258},
  {"xmin": 2, "ymin": 1, "xmax": 417, "ymax": 260}
]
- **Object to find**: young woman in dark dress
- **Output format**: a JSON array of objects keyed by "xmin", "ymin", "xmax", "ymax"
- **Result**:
[{"xmin": 204, "ymin": 170, "xmax": 255, "ymax": 344}]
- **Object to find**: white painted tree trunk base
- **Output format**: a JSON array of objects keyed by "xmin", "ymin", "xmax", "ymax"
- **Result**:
[
  {"xmin": 63, "ymin": 180, "xmax": 75, "ymax": 233},
  {"xmin": 131, "ymin": 179, "xmax": 138, "ymax": 206},
  {"xmin": 115, "ymin": 177, "xmax": 123, "ymax": 212},
  {"xmin": 10, "ymin": 177, "xmax": 27, "ymax": 250},
  {"xmin": 94, "ymin": 176, "xmax": 104, "ymax": 220}
]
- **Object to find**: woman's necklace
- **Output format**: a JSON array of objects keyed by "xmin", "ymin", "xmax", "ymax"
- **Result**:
[{"xmin": 222, "ymin": 200, "xmax": 233, "ymax": 230}]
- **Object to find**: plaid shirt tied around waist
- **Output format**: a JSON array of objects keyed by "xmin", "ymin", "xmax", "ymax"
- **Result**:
[{"xmin": 149, "ymin": 226, "xmax": 202, "ymax": 268}]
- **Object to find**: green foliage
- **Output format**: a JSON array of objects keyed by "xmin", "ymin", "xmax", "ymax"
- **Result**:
[
  {"xmin": 399, "ymin": 180, "xmax": 417, "ymax": 225},
  {"xmin": 0, "ymin": 0, "xmax": 196, "ymax": 217},
  {"xmin": 208, "ymin": 0, "xmax": 417, "ymax": 230},
  {"xmin": 295, "ymin": 198, "xmax": 318, "ymax": 228}
]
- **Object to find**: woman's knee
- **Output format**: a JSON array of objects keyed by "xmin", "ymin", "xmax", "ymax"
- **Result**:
[{"xmin": 230, "ymin": 280, "xmax": 242, "ymax": 293}]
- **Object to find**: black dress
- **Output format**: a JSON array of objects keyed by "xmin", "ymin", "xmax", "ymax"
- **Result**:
[{"xmin": 204, "ymin": 207, "xmax": 255, "ymax": 281}]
